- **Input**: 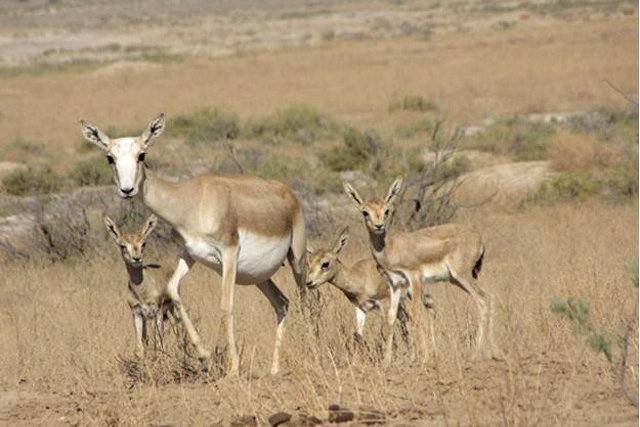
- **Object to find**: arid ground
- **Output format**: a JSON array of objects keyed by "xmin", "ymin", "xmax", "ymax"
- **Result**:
[{"xmin": 0, "ymin": 0, "xmax": 638, "ymax": 425}]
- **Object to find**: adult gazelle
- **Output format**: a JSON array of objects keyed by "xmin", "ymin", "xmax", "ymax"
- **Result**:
[{"xmin": 81, "ymin": 114, "xmax": 307, "ymax": 375}]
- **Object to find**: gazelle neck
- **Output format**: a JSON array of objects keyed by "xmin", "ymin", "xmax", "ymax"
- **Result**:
[
  {"xmin": 368, "ymin": 229, "xmax": 386, "ymax": 255},
  {"xmin": 330, "ymin": 260, "xmax": 359, "ymax": 299},
  {"xmin": 139, "ymin": 167, "xmax": 182, "ymax": 227},
  {"xmin": 126, "ymin": 262, "xmax": 144, "ymax": 286}
]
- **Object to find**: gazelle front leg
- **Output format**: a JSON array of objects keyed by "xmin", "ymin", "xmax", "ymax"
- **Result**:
[
  {"xmin": 220, "ymin": 245, "xmax": 240, "ymax": 375},
  {"xmin": 166, "ymin": 251, "xmax": 211, "ymax": 364},
  {"xmin": 131, "ymin": 307, "xmax": 145, "ymax": 358},
  {"xmin": 355, "ymin": 307, "xmax": 367, "ymax": 339}
]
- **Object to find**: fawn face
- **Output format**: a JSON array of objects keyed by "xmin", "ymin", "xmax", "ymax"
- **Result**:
[
  {"xmin": 103, "ymin": 215, "xmax": 158, "ymax": 267},
  {"xmin": 306, "ymin": 227, "xmax": 349, "ymax": 289},
  {"xmin": 343, "ymin": 177, "xmax": 403, "ymax": 235}
]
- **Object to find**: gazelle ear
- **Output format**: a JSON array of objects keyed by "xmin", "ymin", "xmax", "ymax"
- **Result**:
[
  {"xmin": 141, "ymin": 214, "xmax": 158, "ymax": 239},
  {"xmin": 384, "ymin": 176, "xmax": 403, "ymax": 205},
  {"xmin": 332, "ymin": 227, "xmax": 349, "ymax": 254},
  {"xmin": 80, "ymin": 120, "xmax": 110, "ymax": 150},
  {"xmin": 343, "ymin": 182, "xmax": 364, "ymax": 209},
  {"xmin": 103, "ymin": 215, "xmax": 121, "ymax": 241},
  {"xmin": 141, "ymin": 114, "xmax": 165, "ymax": 147}
]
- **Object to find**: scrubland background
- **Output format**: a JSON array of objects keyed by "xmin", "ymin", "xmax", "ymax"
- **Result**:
[{"xmin": 0, "ymin": 0, "xmax": 638, "ymax": 425}]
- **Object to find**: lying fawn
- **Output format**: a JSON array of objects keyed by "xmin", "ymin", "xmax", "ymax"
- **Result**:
[{"xmin": 104, "ymin": 214, "xmax": 177, "ymax": 358}]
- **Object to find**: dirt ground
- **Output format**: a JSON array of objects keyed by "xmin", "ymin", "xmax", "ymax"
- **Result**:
[{"xmin": 0, "ymin": 0, "xmax": 638, "ymax": 425}]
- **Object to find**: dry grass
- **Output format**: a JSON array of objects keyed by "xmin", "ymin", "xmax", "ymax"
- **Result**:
[{"xmin": 0, "ymin": 202, "xmax": 637, "ymax": 425}]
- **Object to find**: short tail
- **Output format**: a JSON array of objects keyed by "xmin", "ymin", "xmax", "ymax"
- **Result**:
[{"xmin": 472, "ymin": 245, "xmax": 485, "ymax": 280}]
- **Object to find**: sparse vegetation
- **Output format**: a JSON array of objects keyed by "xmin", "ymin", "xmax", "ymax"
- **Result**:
[
  {"xmin": 167, "ymin": 108, "xmax": 240, "ymax": 145},
  {"xmin": 319, "ymin": 127, "xmax": 386, "ymax": 172},
  {"xmin": 389, "ymin": 95, "xmax": 437, "ymax": 112},
  {"xmin": 243, "ymin": 105, "xmax": 343, "ymax": 145},
  {"xmin": 1, "ymin": 166, "xmax": 63, "ymax": 196},
  {"xmin": 68, "ymin": 157, "xmax": 112, "ymax": 187},
  {"xmin": 395, "ymin": 120, "xmax": 434, "ymax": 139},
  {"xmin": 464, "ymin": 116, "xmax": 555, "ymax": 161}
]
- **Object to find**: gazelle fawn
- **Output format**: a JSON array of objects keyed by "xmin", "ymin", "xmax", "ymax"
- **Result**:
[
  {"xmin": 343, "ymin": 177, "xmax": 494, "ymax": 365},
  {"xmin": 104, "ymin": 214, "xmax": 177, "ymax": 359},
  {"xmin": 306, "ymin": 227, "xmax": 409, "ymax": 340}
]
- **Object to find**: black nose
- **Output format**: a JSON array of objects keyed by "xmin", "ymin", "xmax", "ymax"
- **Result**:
[
  {"xmin": 375, "ymin": 224, "xmax": 383, "ymax": 230},
  {"xmin": 121, "ymin": 187, "xmax": 134, "ymax": 195},
  {"xmin": 133, "ymin": 257, "xmax": 141, "ymax": 262}
]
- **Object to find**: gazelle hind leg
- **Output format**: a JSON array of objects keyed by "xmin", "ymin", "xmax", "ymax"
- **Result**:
[
  {"xmin": 166, "ymin": 252, "xmax": 211, "ymax": 364},
  {"xmin": 448, "ymin": 269, "xmax": 490, "ymax": 357},
  {"xmin": 287, "ymin": 210, "xmax": 308, "ymax": 299},
  {"xmin": 257, "ymin": 279, "xmax": 290, "ymax": 375}
]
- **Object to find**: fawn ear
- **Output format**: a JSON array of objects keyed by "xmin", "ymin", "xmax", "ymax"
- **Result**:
[
  {"xmin": 141, "ymin": 114, "xmax": 165, "ymax": 147},
  {"xmin": 80, "ymin": 120, "xmax": 110, "ymax": 151},
  {"xmin": 343, "ymin": 182, "xmax": 364, "ymax": 210},
  {"xmin": 332, "ymin": 227, "xmax": 349, "ymax": 254},
  {"xmin": 384, "ymin": 176, "xmax": 403, "ymax": 205},
  {"xmin": 141, "ymin": 214, "xmax": 158, "ymax": 239},
  {"xmin": 103, "ymin": 215, "xmax": 121, "ymax": 241}
]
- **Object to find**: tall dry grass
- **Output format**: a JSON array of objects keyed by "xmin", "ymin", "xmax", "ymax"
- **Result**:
[{"xmin": 0, "ymin": 201, "xmax": 636, "ymax": 425}]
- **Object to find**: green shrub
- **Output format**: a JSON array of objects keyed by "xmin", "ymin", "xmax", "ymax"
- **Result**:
[
  {"xmin": 395, "ymin": 120, "xmax": 434, "ymax": 139},
  {"xmin": 319, "ymin": 128, "xmax": 386, "ymax": 172},
  {"xmin": 167, "ymin": 108, "xmax": 240, "ymax": 145},
  {"xmin": 68, "ymin": 157, "xmax": 112, "ymax": 187},
  {"xmin": 389, "ymin": 95, "xmax": 437, "ymax": 112},
  {"xmin": 243, "ymin": 106, "xmax": 342, "ymax": 145},
  {"xmin": 588, "ymin": 333, "xmax": 612, "ymax": 362},
  {"xmin": 468, "ymin": 116, "xmax": 555, "ymax": 161},
  {"xmin": 2, "ymin": 167, "xmax": 63, "ymax": 196},
  {"xmin": 550, "ymin": 295, "xmax": 589, "ymax": 326}
]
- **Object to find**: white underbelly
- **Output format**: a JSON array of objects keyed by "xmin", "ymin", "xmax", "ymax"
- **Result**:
[
  {"xmin": 236, "ymin": 230, "xmax": 291, "ymax": 284},
  {"xmin": 183, "ymin": 230, "xmax": 291, "ymax": 285},
  {"xmin": 420, "ymin": 264, "xmax": 450, "ymax": 285}
]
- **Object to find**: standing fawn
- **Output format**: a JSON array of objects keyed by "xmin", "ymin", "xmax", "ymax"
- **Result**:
[
  {"xmin": 343, "ymin": 177, "xmax": 495, "ymax": 365},
  {"xmin": 104, "ymin": 214, "xmax": 177, "ymax": 359},
  {"xmin": 306, "ymin": 227, "xmax": 409, "ymax": 340}
]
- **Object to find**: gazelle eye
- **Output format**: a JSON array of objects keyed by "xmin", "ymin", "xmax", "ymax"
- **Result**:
[
  {"xmin": 119, "ymin": 245, "xmax": 126, "ymax": 250},
  {"xmin": 384, "ymin": 209, "xmax": 390, "ymax": 216},
  {"xmin": 363, "ymin": 211, "xmax": 369, "ymax": 217},
  {"xmin": 106, "ymin": 155, "xmax": 115, "ymax": 164},
  {"xmin": 321, "ymin": 261, "xmax": 330, "ymax": 270},
  {"xmin": 137, "ymin": 153, "xmax": 145, "ymax": 163}
]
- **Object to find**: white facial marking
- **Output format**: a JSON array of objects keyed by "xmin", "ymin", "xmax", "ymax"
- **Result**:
[{"xmin": 110, "ymin": 138, "xmax": 143, "ymax": 197}]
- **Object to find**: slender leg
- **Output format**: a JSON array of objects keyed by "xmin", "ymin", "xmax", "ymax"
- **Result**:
[
  {"xmin": 355, "ymin": 306, "xmax": 367, "ymax": 339},
  {"xmin": 449, "ymin": 269, "xmax": 490, "ymax": 357},
  {"xmin": 132, "ymin": 308, "xmax": 145, "ymax": 359},
  {"xmin": 385, "ymin": 286, "xmax": 403, "ymax": 367},
  {"xmin": 166, "ymin": 251, "xmax": 210, "ymax": 362},
  {"xmin": 154, "ymin": 311, "xmax": 165, "ymax": 352},
  {"xmin": 421, "ymin": 291, "xmax": 437, "ymax": 359},
  {"xmin": 220, "ymin": 246, "xmax": 240, "ymax": 375},
  {"xmin": 257, "ymin": 279, "xmax": 290, "ymax": 375}
]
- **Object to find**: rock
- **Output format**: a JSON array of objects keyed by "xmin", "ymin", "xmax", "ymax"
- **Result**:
[
  {"xmin": 327, "ymin": 404, "xmax": 354, "ymax": 423},
  {"xmin": 269, "ymin": 411, "xmax": 292, "ymax": 426},
  {"xmin": 230, "ymin": 415, "xmax": 258, "ymax": 426}
]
